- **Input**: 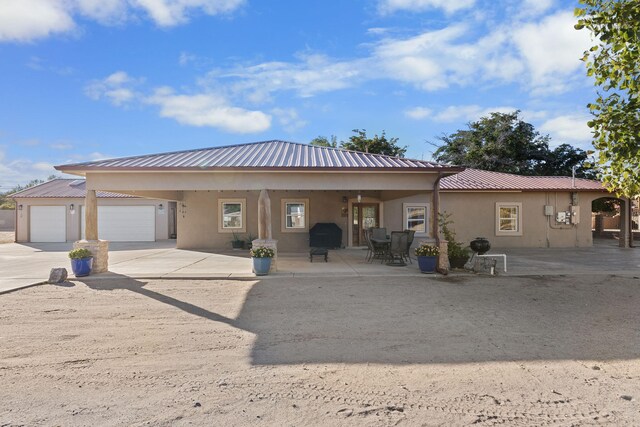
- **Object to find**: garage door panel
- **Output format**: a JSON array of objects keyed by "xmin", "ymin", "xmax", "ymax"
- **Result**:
[
  {"xmin": 30, "ymin": 206, "xmax": 66, "ymax": 242},
  {"xmin": 82, "ymin": 206, "xmax": 155, "ymax": 242}
]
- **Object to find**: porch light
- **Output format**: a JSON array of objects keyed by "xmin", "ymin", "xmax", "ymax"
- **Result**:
[
  {"xmin": 18, "ymin": 204, "xmax": 23, "ymax": 211},
  {"xmin": 342, "ymin": 196, "xmax": 348, "ymax": 203},
  {"xmin": 69, "ymin": 204, "xmax": 75, "ymax": 215},
  {"xmin": 158, "ymin": 203, "xmax": 164, "ymax": 211},
  {"xmin": 357, "ymin": 192, "xmax": 362, "ymax": 203}
]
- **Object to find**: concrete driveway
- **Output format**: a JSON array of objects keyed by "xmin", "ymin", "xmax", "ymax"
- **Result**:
[{"xmin": 1, "ymin": 239, "xmax": 639, "ymax": 293}]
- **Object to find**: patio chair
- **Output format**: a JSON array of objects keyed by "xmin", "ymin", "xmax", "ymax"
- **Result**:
[
  {"xmin": 402, "ymin": 229, "xmax": 416, "ymax": 263},
  {"xmin": 364, "ymin": 229, "xmax": 387, "ymax": 263},
  {"xmin": 371, "ymin": 227, "xmax": 387, "ymax": 241},
  {"xmin": 386, "ymin": 231, "xmax": 408, "ymax": 266}
]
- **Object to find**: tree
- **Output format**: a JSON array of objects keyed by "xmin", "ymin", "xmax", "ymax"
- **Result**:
[
  {"xmin": 433, "ymin": 111, "xmax": 594, "ymax": 177},
  {"xmin": 575, "ymin": 0, "xmax": 640, "ymax": 197},
  {"xmin": 310, "ymin": 135, "xmax": 338, "ymax": 148},
  {"xmin": 0, "ymin": 175, "xmax": 59, "ymax": 209},
  {"xmin": 340, "ymin": 129, "xmax": 407, "ymax": 157}
]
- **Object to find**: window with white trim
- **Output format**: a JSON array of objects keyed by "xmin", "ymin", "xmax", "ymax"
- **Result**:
[
  {"xmin": 281, "ymin": 199, "xmax": 309, "ymax": 232},
  {"xmin": 218, "ymin": 199, "xmax": 246, "ymax": 233},
  {"xmin": 403, "ymin": 203, "xmax": 429, "ymax": 236},
  {"xmin": 495, "ymin": 202, "xmax": 522, "ymax": 236}
]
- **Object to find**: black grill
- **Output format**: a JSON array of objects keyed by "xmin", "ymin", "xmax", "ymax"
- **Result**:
[{"xmin": 309, "ymin": 223, "xmax": 343, "ymax": 249}]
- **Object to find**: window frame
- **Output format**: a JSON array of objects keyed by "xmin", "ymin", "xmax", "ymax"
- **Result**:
[
  {"xmin": 495, "ymin": 202, "xmax": 523, "ymax": 236},
  {"xmin": 402, "ymin": 203, "xmax": 429, "ymax": 237},
  {"xmin": 218, "ymin": 198, "xmax": 246, "ymax": 233},
  {"xmin": 281, "ymin": 198, "xmax": 309, "ymax": 233}
]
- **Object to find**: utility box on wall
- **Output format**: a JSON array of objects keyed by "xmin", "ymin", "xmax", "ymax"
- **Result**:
[
  {"xmin": 544, "ymin": 205, "xmax": 554, "ymax": 216},
  {"xmin": 570, "ymin": 206, "xmax": 580, "ymax": 224}
]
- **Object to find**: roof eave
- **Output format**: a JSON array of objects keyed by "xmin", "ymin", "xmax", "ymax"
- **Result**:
[{"xmin": 55, "ymin": 165, "xmax": 465, "ymax": 173}]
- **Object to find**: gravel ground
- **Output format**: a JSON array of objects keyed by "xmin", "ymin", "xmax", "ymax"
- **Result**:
[{"xmin": 1, "ymin": 274, "xmax": 639, "ymax": 426}]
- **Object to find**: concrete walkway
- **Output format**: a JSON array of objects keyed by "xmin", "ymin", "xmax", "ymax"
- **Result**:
[{"xmin": 1, "ymin": 239, "xmax": 639, "ymax": 294}]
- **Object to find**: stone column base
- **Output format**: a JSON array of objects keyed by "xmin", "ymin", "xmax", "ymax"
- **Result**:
[
  {"xmin": 252, "ymin": 239, "xmax": 278, "ymax": 272},
  {"xmin": 73, "ymin": 240, "xmax": 109, "ymax": 274}
]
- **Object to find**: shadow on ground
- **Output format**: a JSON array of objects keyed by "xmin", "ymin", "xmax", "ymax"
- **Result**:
[{"xmin": 77, "ymin": 273, "xmax": 640, "ymax": 365}]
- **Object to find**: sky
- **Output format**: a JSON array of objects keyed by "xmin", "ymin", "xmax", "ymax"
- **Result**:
[{"xmin": 0, "ymin": 0, "xmax": 597, "ymax": 189}]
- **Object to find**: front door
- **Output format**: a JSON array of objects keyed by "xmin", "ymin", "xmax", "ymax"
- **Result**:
[{"xmin": 352, "ymin": 203, "xmax": 380, "ymax": 246}]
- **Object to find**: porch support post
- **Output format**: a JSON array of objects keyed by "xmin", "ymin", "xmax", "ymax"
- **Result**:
[
  {"xmin": 432, "ymin": 173, "xmax": 449, "ymax": 273},
  {"xmin": 254, "ymin": 189, "xmax": 277, "ymax": 272},
  {"xmin": 73, "ymin": 189, "xmax": 109, "ymax": 273}
]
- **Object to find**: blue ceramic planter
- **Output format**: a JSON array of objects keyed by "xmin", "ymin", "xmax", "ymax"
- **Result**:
[
  {"xmin": 253, "ymin": 257, "xmax": 272, "ymax": 276},
  {"xmin": 417, "ymin": 255, "xmax": 437, "ymax": 274},
  {"xmin": 71, "ymin": 257, "xmax": 93, "ymax": 277}
]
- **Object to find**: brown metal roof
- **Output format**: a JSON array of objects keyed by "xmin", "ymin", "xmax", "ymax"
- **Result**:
[
  {"xmin": 440, "ymin": 169, "xmax": 607, "ymax": 192},
  {"xmin": 55, "ymin": 140, "xmax": 461, "ymax": 172},
  {"xmin": 10, "ymin": 179, "xmax": 138, "ymax": 199}
]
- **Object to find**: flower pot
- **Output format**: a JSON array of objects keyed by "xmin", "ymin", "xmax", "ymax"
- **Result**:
[
  {"xmin": 417, "ymin": 255, "xmax": 437, "ymax": 274},
  {"xmin": 232, "ymin": 240, "xmax": 245, "ymax": 250},
  {"xmin": 70, "ymin": 257, "xmax": 93, "ymax": 277},
  {"xmin": 470, "ymin": 237, "xmax": 491, "ymax": 255},
  {"xmin": 253, "ymin": 257, "xmax": 272, "ymax": 276},
  {"xmin": 449, "ymin": 255, "xmax": 469, "ymax": 269}
]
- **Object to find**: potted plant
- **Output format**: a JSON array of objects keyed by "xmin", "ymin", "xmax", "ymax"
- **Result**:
[
  {"xmin": 250, "ymin": 246, "xmax": 275, "ymax": 276},
  {"xmin": 415, "ymin": 243, "xmax": 439, "ymax": 274},
  {"xmin": 439, "ymin": 212, "xmax": 471, "ymax": 269},
  {"xmin": 246, "ymin": 233, "xmax": 256, "ymax": 250},
  {"xmin": 68, "ymin": 248, "xmax": 93, "ymax": 277},
  {"xmin": 231, "ymin": 232, "xmax": 245, "ymax": 250}
]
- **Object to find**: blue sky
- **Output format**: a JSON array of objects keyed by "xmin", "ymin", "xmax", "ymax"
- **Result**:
[{"xmin": 0, "ymin": 0, "xmax": 595, "ymax": 188}]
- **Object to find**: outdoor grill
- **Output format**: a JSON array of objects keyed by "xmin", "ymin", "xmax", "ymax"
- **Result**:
[{"xmin": 309, "ymin": 223, "xmax": 343, "ymax": 249}]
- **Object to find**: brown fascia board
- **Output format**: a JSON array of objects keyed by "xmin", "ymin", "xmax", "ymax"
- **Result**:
[
  {"xmin": 54, "ymin": 165, "xmax": 465, "ymax": 173},
  {"xmin": 441, "ymin": 187, "xmax": 609, "ymax": 193}
]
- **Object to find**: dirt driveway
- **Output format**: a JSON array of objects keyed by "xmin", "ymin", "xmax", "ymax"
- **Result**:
[{"xmin": 1, "ymin": 275, "xmax": 639, "ymax": 426}]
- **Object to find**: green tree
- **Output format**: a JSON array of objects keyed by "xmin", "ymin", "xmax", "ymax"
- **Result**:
[
  {"xmin": 310, "ymin": 135, "xmax": 338, "ymax": 148},
  {"xmin": 433, "ymin": 111, "xmax": 594, "ymax": 177},
  {"xmin": 0, "ymin": 175, "xmax": 59, "ymax": 209},
  {"xmin": 340, "ymin": 129, "xmax": 407, "ymax": 157},
  {"xmin": 575, "ymin": 0, "xmax": 640, "ymax": 197}
]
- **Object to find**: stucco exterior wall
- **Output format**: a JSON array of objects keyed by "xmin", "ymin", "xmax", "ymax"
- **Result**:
[
  {"xmin": 440, "ymin": 191, "xmax": 604, "ymax": 248},
  {"xmin": 14, "ymin": 197, "xmax": 170, "ymax": 243}
]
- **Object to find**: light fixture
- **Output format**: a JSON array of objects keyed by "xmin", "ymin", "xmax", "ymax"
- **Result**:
[
  {"xmin": 357, "ymin": 192, "xmax": 362, "ymax": 203},
  {"xmin": 341, "ymin": 196, "xmax": 348, "ymax": 203},
  {"xmin": 18, "ymin": 204, "xmax": 23, "ymax": 211},
  {"xmin": 158, "ymin": 203, "xmax": 164, "ymax": 211},
  {"xmin": 69, "ymin": 204, "xmax": 75, "ymax": 215}
]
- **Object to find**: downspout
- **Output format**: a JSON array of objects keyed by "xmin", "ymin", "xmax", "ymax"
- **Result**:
[{"xmin": 14, "ymin": 201, "xmax": 17, "ymax": 243}]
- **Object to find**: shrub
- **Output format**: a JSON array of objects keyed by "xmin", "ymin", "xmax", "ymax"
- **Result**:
[
  {"xmin": 250, "ymin": 246, "xmax": 275, "ymax": 258},
  {"xmin": 68, "ymin": 248, "xmax": 93, "ymax": 259},
  {"xmin": 439, "ymin": 212, "xmax": 470, "ymax": 259},
  {"xmin": 415, "ymin": 244, "xmax": 439, "ymax": 257}
]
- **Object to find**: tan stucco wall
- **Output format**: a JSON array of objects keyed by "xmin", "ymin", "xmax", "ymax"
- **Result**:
[
  {"xmin": 177, "ymin": 190, "xmax": 354, "ymax": 252},
  {"xmin": 85, "ymin": 171, "xmax": 439, "ymax": 191},
  {"xmin": 14, "ymin": 197, "xmax": 170, "ymax": 243},
  {"xmin": 440, "ymin": 191, "xmax": 605, "ymax": 248}
]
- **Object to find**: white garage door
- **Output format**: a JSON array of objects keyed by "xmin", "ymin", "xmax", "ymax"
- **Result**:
[
  {"xmin": 30, "ymin": 206, "xmax": 66, "ymax": 242},
  {"xmin": 82, "ymin": 206, "xmax": 156, "ymax": 242}
]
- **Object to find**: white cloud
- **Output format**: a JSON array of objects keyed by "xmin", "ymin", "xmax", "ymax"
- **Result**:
[
  {"xmin": 0, "ymin": 0, "xmax": 75, "ymax": 42},
  {"xmin": 539, "ymin": 114, "xmax": 593, "ymax": 148},
  {"xmin": 0, "ymin": 148, "xmax": 60, "ymax": 188},
  {"xmin": 271, "ymin": 108, "xmax": 307, "ymax": 133},
  {"xmin": 405, "ymin": 107, "xmax": 432, "ymax": 120},
  {"xmin": 378, "ymin": 0, "xmax": 476, "ymax": 14},
  {"xmin": 146, "ymin": 87, "xmax": 271, "ymax": 133},
  {"xmin": 84, "ymin": 71, "xmax": 141, "ymax": 106},
  {"xmin": 512, "ymin": 11, "xmax": 591, "ymax": 92},
  {"xmin": 0, "ymin": 0, "xmax": 245, "ymax": 42},
  {"xmin": 521, "ymin": 0, "xmax": 554, "ymax": 16},
  {"xmin": 51, "ymin": 143, "xmax": 74, "ymax": 150}
]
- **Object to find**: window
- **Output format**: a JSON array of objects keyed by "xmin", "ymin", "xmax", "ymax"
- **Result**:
[
  {"xmin": 495, "ymin": 202, "xmax": 522, "ymax": 236},
  {"xmin": 403, "ymin": 203, "xmax": 429, "ymax": 236},
  {"xmin": 281, "ymin": 199, "xmax": 309, "ymax": 232},
  {"xmin": 218, "ymin": 199, "xmax": 246, "ymax": 233}
]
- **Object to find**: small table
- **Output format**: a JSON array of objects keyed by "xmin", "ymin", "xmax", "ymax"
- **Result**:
[{"xmin": 309, "ymin": 247, "xmax": 328, "ymax": 262}]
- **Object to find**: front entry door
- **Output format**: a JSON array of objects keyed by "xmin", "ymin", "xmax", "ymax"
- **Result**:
[{"xmin": 352, "ymin": 203, "xmax": 380, "ymax": 246}]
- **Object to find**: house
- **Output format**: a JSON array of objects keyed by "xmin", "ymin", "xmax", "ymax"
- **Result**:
[
  {"xmin": 52, "ymin": 140, "xmax": 615, "ymax": 253},
  {"xmin": 12, "ymin": 179, "xmax": 174, "ymax": 243}
]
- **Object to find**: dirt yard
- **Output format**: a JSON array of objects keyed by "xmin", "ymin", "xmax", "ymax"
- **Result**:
[
  {"xmin": 1, "ymin": 274, "xmax": 639, "ymax": 426},
  {"xmin": 0, "ymin": 231, "xmax": 14, "ymax": 244}
]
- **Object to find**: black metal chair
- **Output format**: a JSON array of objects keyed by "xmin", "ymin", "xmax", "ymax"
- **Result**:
[
  {"xmin": 402, "ymin": 229, "xmax": 416, "ymax": 263},
  {"xmin": 386, "ymin": 231, "xmax": 408, "ymax": 266},
  {"xmin": 371, "ymin": 227, "xmax": 387, "ymax": 241},
  {"xmin": 364, "ymin": 228, "xmax": 387, "ymax": 263}
]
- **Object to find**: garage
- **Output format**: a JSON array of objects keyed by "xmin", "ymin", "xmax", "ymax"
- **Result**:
[
  {"xmin": 30, "ymin": 206, "xmax": 66, "ymax": 242},
  {"xmin": 82, "ymin": 206, "xmax": 156, "ymax": 242}
]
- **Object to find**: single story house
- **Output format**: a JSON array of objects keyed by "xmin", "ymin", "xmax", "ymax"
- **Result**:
[
  {"xmin": 12, "ymin": 179, "xmax": 175, "ymax": 243},
  {"xmin": 51, "ymin": 140, "xmax": 619, "ymax": 252}
]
